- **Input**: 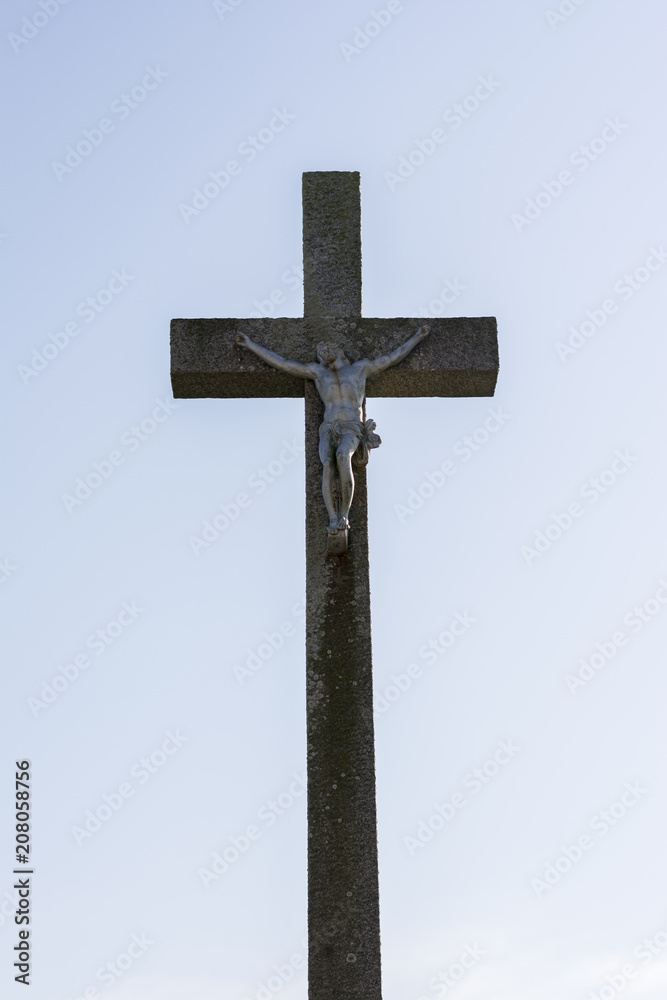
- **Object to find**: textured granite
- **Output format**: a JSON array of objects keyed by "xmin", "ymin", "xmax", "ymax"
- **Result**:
[
  {"xmin": 303, "ymin": 171, "xmax": 361, "ymax": 318},
  {"xmin": 170, "ymin": 315, "xmax": 499, "ymax": 399},
  {"xmin": 170, "ymin": 171, "xmax": 499, "ymax": 1000},
  {"xmin": 305, "ymin": 383, "xmax": 382, "ymax": 999},
  {"xmin": 302, "ymin": 174, "xmax": 382, "ymax": 999}
]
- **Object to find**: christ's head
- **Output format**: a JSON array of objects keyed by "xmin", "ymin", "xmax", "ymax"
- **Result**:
[{"xmin": 317, "ymin": 342, "xmax": 349, "ymax": 369}]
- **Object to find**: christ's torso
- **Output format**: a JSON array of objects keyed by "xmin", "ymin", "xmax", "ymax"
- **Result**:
[{"xmin": 313, "ymin": 363, "xmax": 367, "ymax": 424}]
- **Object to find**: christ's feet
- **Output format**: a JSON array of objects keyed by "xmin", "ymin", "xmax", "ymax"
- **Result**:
[
  {"xmin": 328, "ymin": 517, "xmax": 349, "ymax": 533},
  {"xmin": 328, "ymin": 515, "xmax": 349, "ymax": 532},
  {"xmin": 327, "ymin": 516, "xmax": 349, "ymax": 554}
]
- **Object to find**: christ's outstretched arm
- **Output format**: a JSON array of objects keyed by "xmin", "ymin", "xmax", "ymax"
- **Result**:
[
  {"xmin": 361, "ymin": 325, "xmax": 430, "ymax": 376},
  {"xmin": 236, "ymin": 332, "xmax": 317, "ymax": 379}
]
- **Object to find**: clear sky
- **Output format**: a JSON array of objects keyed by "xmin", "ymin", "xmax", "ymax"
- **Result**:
[{"xmin": 2, "ymin": 1, "xmax": 667, "ymax": 998}]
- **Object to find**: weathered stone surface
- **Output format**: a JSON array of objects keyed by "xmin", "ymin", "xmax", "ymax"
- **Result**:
[
  {"xmin": 302, "ymin": 173, "xmax": 382, "ymax": 999},
  {"xmin": 170, "ymin": 316, "xmax": 498, "ymax": 399},
  {"xmin": 303, "ymin": 171, "xmax": 361, "ymax": 318},
  {"xmin": 169, "ymin": 171, "xmax": 499, "ymax": 1000},
  {"xmin": 305, "ymin": 383, "xmax": 381, "ymax": 999}
]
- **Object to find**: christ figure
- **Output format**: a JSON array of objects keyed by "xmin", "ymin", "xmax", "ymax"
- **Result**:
[{"xmin": 236, "ymin": 326, "xmax": 430, "ymax": 545}]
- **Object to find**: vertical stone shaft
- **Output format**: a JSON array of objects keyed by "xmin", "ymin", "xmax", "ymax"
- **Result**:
[{"xmin": 303, "ymin": 172, "xmax": 382, "ymax": 999}]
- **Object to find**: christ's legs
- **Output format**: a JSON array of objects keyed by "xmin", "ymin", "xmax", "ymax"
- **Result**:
[
  {"xmin": 319, "ymin": 428, "xmax": 340, "ymax": 530},
  {"xmin": 322, "ymin": 459, "xmax": 339, "ymax": 529},
  {"xmin": 336, "ymin": 433, "xmax": 361, "ymax": 529}
]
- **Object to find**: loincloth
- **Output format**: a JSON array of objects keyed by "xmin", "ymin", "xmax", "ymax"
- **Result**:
[{"xmin": 319, "ymin": 418, "xmax": 382, "ymax": 467}]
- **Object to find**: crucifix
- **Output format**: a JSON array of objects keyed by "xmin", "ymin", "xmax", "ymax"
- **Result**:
[{"xmin": 171, "ymin": 172, "xmax": 498, "ymax": 999}]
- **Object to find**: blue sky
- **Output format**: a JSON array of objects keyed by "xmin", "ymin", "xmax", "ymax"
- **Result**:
[{"xmin": 2, "ymin": 1, "xmax": 667, "ymax": 997}]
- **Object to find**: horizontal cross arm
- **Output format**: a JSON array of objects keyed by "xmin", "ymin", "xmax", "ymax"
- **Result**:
[
  {"xmin": 171, "ymin": 318, "xmax": 308, "ymax": 398},
  {"xmin": 360, "ymin": 317, "xmax": 498, "ymax": 397},
  {"xmin": 170, "ymin": 316, "xmax": 498, "ymax": 398}
]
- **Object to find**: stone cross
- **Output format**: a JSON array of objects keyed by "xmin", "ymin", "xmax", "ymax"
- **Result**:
[{"xmin": 171, "ymin": 172, "xmax": 498, "ymax": 1000}]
